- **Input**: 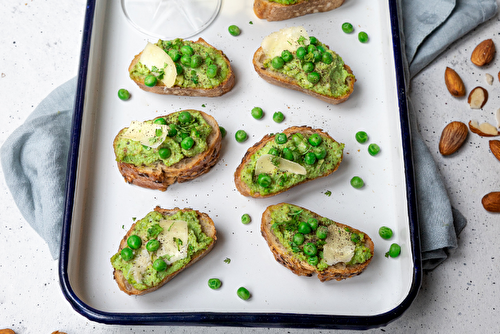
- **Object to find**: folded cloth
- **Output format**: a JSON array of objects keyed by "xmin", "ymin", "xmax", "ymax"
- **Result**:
[{"xmin": 0, "ymin": 1, "xmax": 497, "ymax": 264}]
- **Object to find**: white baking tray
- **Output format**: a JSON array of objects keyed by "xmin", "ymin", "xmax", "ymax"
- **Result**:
[{"xmin": 59, "ymin": 0, "xmax": 421, "ymax": 329}]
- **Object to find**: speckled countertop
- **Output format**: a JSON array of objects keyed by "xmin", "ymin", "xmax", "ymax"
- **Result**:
[{"xmin": 1, "ymin": 1, "xmax": 499, "ymax": 333}]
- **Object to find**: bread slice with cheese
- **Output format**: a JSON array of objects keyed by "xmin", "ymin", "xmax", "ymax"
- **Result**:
[
  {"xmin": 114, "ymin": 110, "xmax": 221, "ymax": 191},
  {"xmin": 261, "ymin": 203, "xmax": 374, "ymax": 282},
  {"xmin": 253, "ymin": 26, "xmax": 355, "ymax": 104},
  {"xmin": 234, "ymin": 126, "xmax": 344, "ymax": 198},
  {"xmin": 254, "ymin": 0, "xmax": 345, "ymax": 21},
  {"xmin": 111, "ymin": 206, "xmax": 217, "ymax": 295},
  {"xmin": 129, "ymin": 38, "xmax": 235, "ymax": 97}
]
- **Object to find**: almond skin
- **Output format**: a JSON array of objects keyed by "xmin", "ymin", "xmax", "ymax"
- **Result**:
[
  {"xmin": 471, "ymin": 39, "xmax": 495, "ymax": 67},
  {"xmin": 489, "ymin": 140, "xmax": 500, "ymax": 161},
  {"xmin": 467, "ymin": 86, "xmax": 488, "ymax": 109},
  {"xmin": 482, "ymin": 192, "xmax": 500, "ymax": 212},
  {"xmin": 444, "ymin": 67, "xmax": 466, "ymax": 97},
  {"xmin": 439, "ymin": 121, "xmax": 468, "ymax": 156}
]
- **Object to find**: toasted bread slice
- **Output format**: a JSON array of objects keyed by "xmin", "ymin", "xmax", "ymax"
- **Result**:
[
  {"xmin": 261, "ymin": 203, "xmax": 374, "ymax": 282},
  {"xmin": 253, "ymin": 46, "xmax": 355, "ymax": 104},
  {"xmin": 114, "ymin": 110, "xmax": 222, "ymax": 191},
  {"xmin": 129, "ymin": 38, "xmax": 235, "ymax": 97},
  {"xmin": 112, "ymin": 206, "xmax": 217, "ymax": 295},
  {"xmin": 234, "ymin": 126, "xmax": 344, "ymax": 198},
  {"xmin": 254, "ymin": 0, "xmax": 345, "ymax": 21}
]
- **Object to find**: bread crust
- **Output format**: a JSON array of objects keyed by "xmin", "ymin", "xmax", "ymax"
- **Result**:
[
  {"xmin": 113, "ymin": 206, "xmax": 217, "ymax": 295},
  {"xmin": 254, "ymin": 0, "xmax": 345, "ymax": 21},
  {"xmin": 234, "ymin": 126, "xmax": 343, "ymax": 198},
  {"xmin": 129, "ymin": 38, "xmax": 235, "ymax": 97},
  {"xmin": 253, "ymin": 46, "xmax": 355, "ymax": 104},
  {"xmin": 114, "ymin": 110, "xmax": 222, "ymax": 191},
  {"xmin": 261, "ymin": 203, "xmax": 374, "ymax": 282}
]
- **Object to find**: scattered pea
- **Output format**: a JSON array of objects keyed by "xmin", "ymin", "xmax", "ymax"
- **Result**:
[
  {"xmin": 228, "ymin": 25, "xmax": 241, "ymax": 36},
  {"xmin": 350, "ymin": 176, "xmax": 364, "ymax": 189},
  {"xmin": 385, "ymin": 243, "xmax": 401, "ymax": 258},
  {"xmin": 117, "ymin": 88, "xmax": 130, "ymax": 101},
  {"xmin": 235, "ymin": 130, "xmax": 248, "ymax": 142},
  {"xmin": 251, "ymin": 107, "xmax": 264, "ymax": 120},
  {"xmin": 379, "ymin": 226, "xmax": 393, "ymax": 239},
  {"xmin": 342, "ymin": 22, "xmax": 354, "ymax": 33},
  {"xmin": 208, "ymin": 278, "xmax": 222, "ymax": 290},
  {"xmin": 219, "ymin": 126, "xmax": 226, "ymax": 138},
  {"xmin": 355, "ymin": 131, "xmax": 368, "ymax": 143},
  {"xmin": 237, "ymin": 287, "xmax": 251, "ymax": 300},
  {"xmin": 273, "ymin": 111, "xmax": 285, "ymax": 123},
  {"xmin": 241, "ymin": 213, "xmax": 251, "ymax": 225},
  {"xmin": 368, "ymin": 143, "xmax": 381, "ymax": 156},
  {"xmin": 358, "ymin": 31, "xmax": 369, "ymax": 43}
]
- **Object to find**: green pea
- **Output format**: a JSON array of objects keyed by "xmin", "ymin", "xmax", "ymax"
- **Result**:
[
  {"xmin": 241, "ymin": 213, "xmax": 251, "ymax": 225},
  {"xmin": 368, "ymin": 143, "xmax": 381, "ymax": 156},
  {"xmin": 275, "ymin": 133, "xmax": 287, "ymax": 144},
  {"xmin": 121, "ymin": 247, "xmax": 134, "ymax": 261},
  {"xmin": 273, "ymin": 111, "xmax": 284, "ymax": 123},
  {"xmin": 307, "ymin": 72, "xmax": 321, "ymax": 84},
  {"xmin": 257, "ymin": 173, "xmax": 272, "ymax": 188},
  {"xmin": 282, "ymin": 147, "xmax": 294, "ymax": 161},
  {"xmin": 180, "ymin": 44, "xmax": 194, "ymax": 55},
  {"xmin": 158, "ymin": 147, "xmax": 171, "ymax": 159},
  {"xmin": 237, "ymin": 287, "xmax": 251, "ymax": 300},
  {"xmin": 251, "ymin": 107, "xmax": 264, "ymax": 120},
  {"xmin": 302, "ymin": 62, "xmax": 315, "ymax": 73},
  {"xmin": 154, "ymin": 117, "xmax": 167, "ymax": 125},
  {"xmin": 379, "ymin": 226, "xmax": 393, "ymax": 240},
  {"xmin": 228, "ymin": 25, "xmax": 241, "ymax": 36},
  {"xmin": 167, "ymin": 49, "xmax": 181, "ymax": 62},
  {"xmin": 181, "ymin": 137, "xmax": 195, "ymax": 150},
  {"xmin": 268, "ymin": 148, "xmax": 278, "ymax": 156},
  {"xmin": 303, "ymin": 242, "xmax": 317, "ymax": 256},
  {"xmin": 313, "ymin": 146, "xmax": 327, "ymax": 159},
  {"xmin": 117, "ymin": 88, "xmax": 130, "ymax": 101},
  {"xmin": 316, "ymin": 226, "xmax": 328, "ymax": 239},
  {"xmin": 146, "ymin": 239, "xmax": 160, "ymax": 252},
  {"xmin": 342, "ymin": 22, "xmax": 354, "ymax": 33},
  {"xmin": 191, "ymin": 54, "xmax": 203, "ymax": 68},
  {"xmin": 296, "ymin": 46, "xmax": 306, "ymax": 59},
  {"xmin": 312, "ymin": 50, "xmax": 322, "ymax": 63},
  {"xmin": 385, "ymin": 243, "xmax": 401, "ymax": 258},
  {"xmin": 127, "ymin": 235, "xmax": 142, "ymax": 249},
  {"xmin": 322, "ymin": 52, "xmax": 333, "ymax": 64},
  {"xmin": 271, "ymin": 56, "xmax": 285, "ymax": 69},
  {"xmin": 219, "ymin": 126, "xmax": 226, "ymax": 138},
  {"xmin": 355, "ymin": 131, "xmax": 368, "ymax": 143},
  {"xmin": 304, "ymin": 152, "xmax": 317, "ymax": 165},
  {"xmin": 351, "ymin": 233, "xmax": 361, "ymax": 243},
  {"xmin": 206, "ymin": 64, "xmax": 218, "ymax": 78},
  {"xmin": 308, "ymin": 133, "xmax": 322, "ymax": 147},
  {"xmin": 168, "ymin": 124, "xmax": 177, "ymax": 137},
  {"xmin": 175, "ymin": 63, "xmax": 184, "ymax": 75},
  {"xmin": 298, "ymin": 221, "xmax": 312, "ymax": 234},
  {"xmin": 281, "ymin": 50, "xmax": 293, "ymax": 62},
  {"xmin": 358, "ymin": 31, "xmax": 369, "ymax": 43},
  {"xmin": 317, "ymin": 45, "xmax": 326, "ymax": 53},
  {"xmin": 350, "ymin": 176, "xmax": 364, "ymax": 189},
  {"xmin": 153, "ymin": 258, "xmax": 167, "ymax": 271},
  {"xmin": 307, "ymin": 218, "xmax": 318, "ymax": 231},
  {"xmin": 293, "ymin": 233, "xmax": 305, "ymax": 245},
  {"xmin": 307, "ymin": 44, "xmax": 317, "ymax": 54},
  {"xmin": 235, "ymin": 130, "xmax": 248, "ymax": 143},
  {"xmin": 180, "ymin": 55, "xmax": 191, "ymax": 66},
  {"xmin": 178, "ymin": 111, "xmax": 192, "ymax": 124},
  {"xmin": 208, "ymin": 278, "xmax": 222, "ymax": 290},
  {"xmin": 308, "ymin": 256, "xmax": 319, "ymax": 266},
  {"xmin": 309, "ymin": 36, "xmax": 318, "ymax": 45},
  {"xmin": 144, "ymin": 75, "xmax": 157, "ymax": 87}
]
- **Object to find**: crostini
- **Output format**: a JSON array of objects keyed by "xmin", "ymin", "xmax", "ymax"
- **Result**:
[
  {"xmin": 114, "ymin": 109, "xmax": 221, "ymax": 191},
  {"xmin": 261, "ymin": 203, "xmax": 374, "ymax": 282},
  {"xmin": 253, "ymin": 26, "xmax": 355, "ymax": 104},
  {"xmin": 234, "ymin": 126, "xmax": 344, "ymax": 198},
  {"xmin": 254, "ymin": 0, "xmax": 345, "ymax": 21},
  {"xmin": 129, "ymin": 38, "xmax": 235, "ymax": 97},
  {"xmin": 110, "ymin": 206, "xmax": 217, "ymax": 295}
]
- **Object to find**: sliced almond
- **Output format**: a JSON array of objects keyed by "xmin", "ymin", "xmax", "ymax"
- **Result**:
[
  {"xmin": 467, "ymin": 87, "xmax": 488, "ymax": 109},
  {"xmin": 496, "ymin": 109, "xmax": 500, "ymax": 128},
  {"xmin": 485, "ymin": 73, "xmax": 494, "ymax": 85},
  {"xmin": 489, "ymin": 140, "xmax": 500, "ymax": 162},
  {"xmin": 469, "ymin": 120, "xmax": 499, "ymax": 137},
  {"xmin": 482, "ymin": 192, "xmax": 500, "ymax": 212},
  {"xmin": 439, "ymin": 121, "xmax": 468, "ymax": 155},
  {"xmin": 471, "ymin": 39, "xmax": 495, "ymax": 67},
  {"xmin": 444, "ymin": 67, "xmax": 466, "ymax": 97}
]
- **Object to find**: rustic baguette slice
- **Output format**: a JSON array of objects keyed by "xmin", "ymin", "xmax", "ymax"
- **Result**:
[
  {"xmin": 253, "ymin": 46, "xmax": 355, "ymax": 104},
  {"xmin": 234, "ymin": 126, "xmax": 343, "ymax": 198},
  {"xmin": 113, "ymin": 206, "xmax": 217, "ymax": 295},
  {"xmin": 129, "ymin": 38, "xmax": 235, "ymax": 97},
  {"xmin": 261, "ymin": 203, "xmax": 374, "ymax": 282},
  {"xmin": 114, "ymin": 110, "xmax": 222, "ymax": 191},
  {"xmin": 254, "ymin": 0, "xmax": 345, "ymax": 21}
]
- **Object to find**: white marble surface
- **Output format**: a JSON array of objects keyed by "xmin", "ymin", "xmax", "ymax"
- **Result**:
[{"xmin": 1, "ymin": 1, "xmax": 499, "ymax": 333}]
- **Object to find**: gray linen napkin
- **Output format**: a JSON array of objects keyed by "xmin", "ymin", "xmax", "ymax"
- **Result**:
[{"xmin": 0, "ymin": 0, "xmax": 497, "ymax": 266}]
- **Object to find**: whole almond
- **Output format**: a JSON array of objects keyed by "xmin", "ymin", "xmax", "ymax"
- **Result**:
[
  {"xmin": 444, "ymin": 67, "xmax": 465, "ymax": 97},
  {"xmin": 489, "ymin": 140, "xmax": 500, "ymax": 161},
  {"xmin": 439, "ymin": 121, "xmax": 468, "ymax": 155},
  {"xmin": 471, "ymin": 39, "xmax": 495, "ymax": 66},
  {"xmin": 482, "ymin": 192, "xmax": 500, "ymax": 212}
]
